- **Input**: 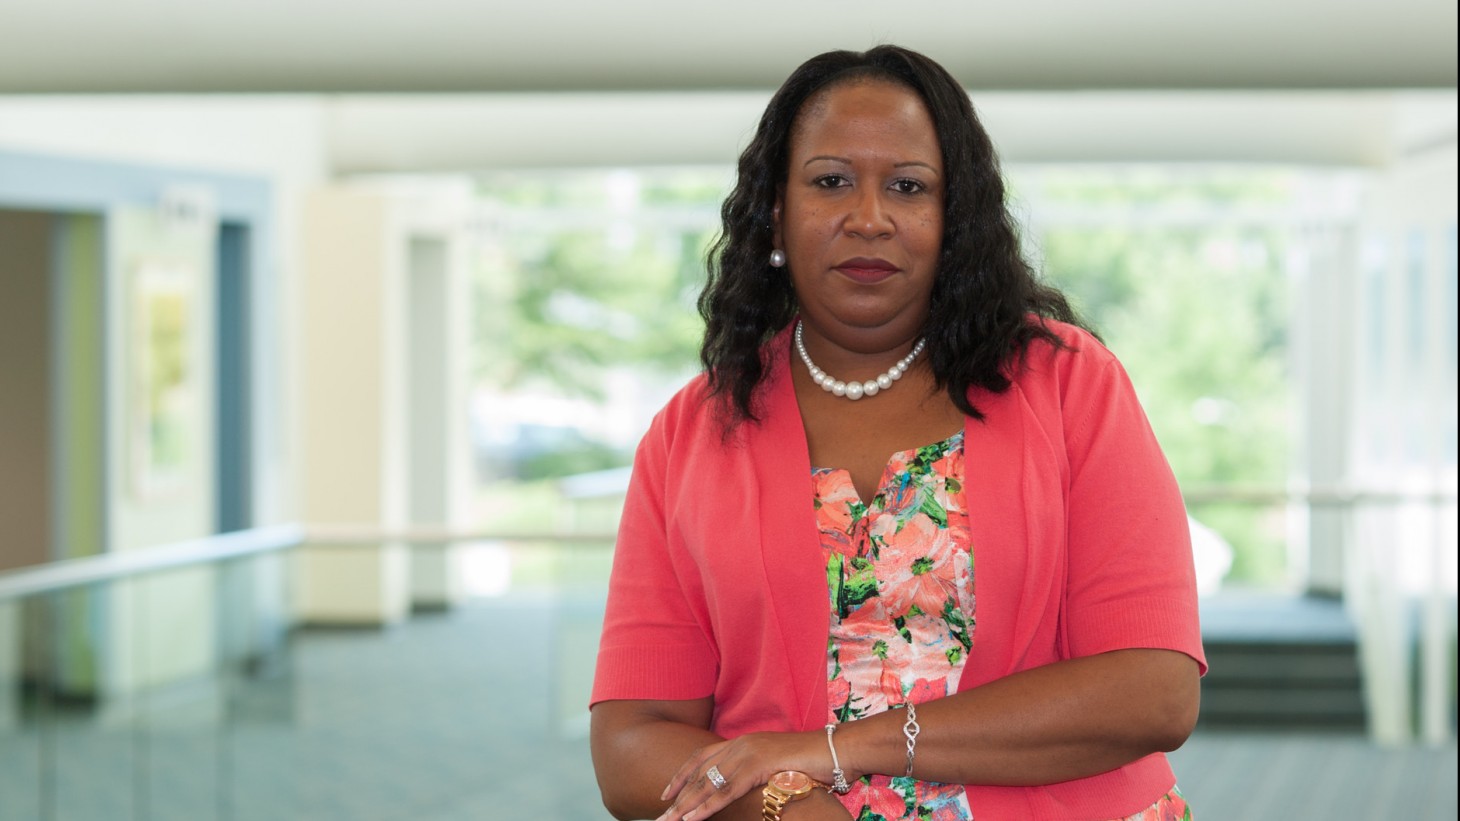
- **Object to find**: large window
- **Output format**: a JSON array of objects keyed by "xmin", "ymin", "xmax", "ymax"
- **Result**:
[
  {"xmin": 465, "ymin": 169, "xmax": 725, "ymax": 538},
  {"xmin": 1015, "ymin": 166, "xmax": 1350, "ymax": 588},
  {"xmin": 464, "ymin": 164, "xmax": 1370, "ymax": 592}
]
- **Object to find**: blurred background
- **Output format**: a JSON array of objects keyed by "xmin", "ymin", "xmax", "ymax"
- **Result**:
[{"xmin": 0, "ymin": 1, "xmax": 1455, "ymax": 818}]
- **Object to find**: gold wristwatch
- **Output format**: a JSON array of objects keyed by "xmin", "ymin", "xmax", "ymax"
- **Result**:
[{"xmin": 762, "ymin": 770, "xmax": 824, "ymax": 821}]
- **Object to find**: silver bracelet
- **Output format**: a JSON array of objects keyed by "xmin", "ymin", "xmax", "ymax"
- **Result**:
[
  {"xmin": 824, "ymin": 723, "xmax": 851, "ymax": 793},
  {"xmin": 902, "ymin": 701, "xmax": 920, "ymax": 778}
]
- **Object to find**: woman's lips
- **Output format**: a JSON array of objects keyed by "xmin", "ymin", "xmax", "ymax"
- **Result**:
[{"xmin": 834, "ymin": 258, "xmax": 899, "ymax": 284}]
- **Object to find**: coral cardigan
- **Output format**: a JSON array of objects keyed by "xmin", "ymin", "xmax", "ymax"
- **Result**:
[{"xmin": 591, "ymin": 321, "xmax": 1206, "ymax": 821}]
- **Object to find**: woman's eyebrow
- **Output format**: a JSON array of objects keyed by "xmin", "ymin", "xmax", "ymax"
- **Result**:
[
  {"xmin": 802, "ymin": 155, "xmax": 941, "ymax": 174},
  {"xmin": 803, "ymin": 154, "xmax": 852, "ymax": 167}
]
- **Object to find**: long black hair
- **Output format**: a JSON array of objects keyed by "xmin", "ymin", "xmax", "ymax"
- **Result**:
[{"xmin": 698, "ymin": 45, "xmax": 1088, "ymax": 423}]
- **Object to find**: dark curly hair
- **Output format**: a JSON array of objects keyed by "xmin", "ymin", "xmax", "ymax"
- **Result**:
[{"xmin": 698, "ymin": 44, "xmax": 1088, "ymax": 424}]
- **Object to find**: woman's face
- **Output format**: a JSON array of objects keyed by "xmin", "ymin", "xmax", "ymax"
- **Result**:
[{"xmin": 774, "ymin": 79, "xmax": 944, "ymax": 357}]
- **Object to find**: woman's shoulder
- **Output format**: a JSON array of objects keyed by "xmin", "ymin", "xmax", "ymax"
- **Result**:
[
  {"xmin": 1006, "ymin": 317, "xmax": 1159, "ymax": 432},
  {"xmin": 648, "ymin": 372, "xmax": 716, "ymax": 433},
  {"xmin": 642, "ymin": 371, "xmax": 754, "ymax": 451},
  {"xmin": 1016, "ymin": 317, "xmax": 1120, "ymax": 377}
]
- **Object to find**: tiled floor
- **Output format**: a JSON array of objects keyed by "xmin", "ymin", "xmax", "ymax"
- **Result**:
[{"xmin": 2, "ymin": 593, "xmax": 1455, "ymax": 820}]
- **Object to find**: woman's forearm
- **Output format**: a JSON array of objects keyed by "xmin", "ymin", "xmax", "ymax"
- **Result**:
[
  {"xmin": 591, "ymin": 698, "xmax": 724, "ymax": 820},
  {"xmin": 595, "ymin": 650, "xmax": 1197, "ymax": 820},
  {"xmin": 835, "ymin": 648, "xmax": 1200, "ymax": 788}
]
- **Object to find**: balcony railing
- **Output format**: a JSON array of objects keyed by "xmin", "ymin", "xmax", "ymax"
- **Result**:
[{"xmin": 0, "ymin": 526, "xmax": 615, "ymax": 820}]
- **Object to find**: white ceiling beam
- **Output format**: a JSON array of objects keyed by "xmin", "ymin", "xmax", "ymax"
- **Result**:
[{"xmin": 1, "ymin": 1, "xmax": 1455, "ymax": 93}]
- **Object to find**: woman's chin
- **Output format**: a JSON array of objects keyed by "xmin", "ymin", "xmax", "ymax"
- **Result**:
[{"xmin": 807, "ymin": 304, "xmax": 926, "ymax": 340}]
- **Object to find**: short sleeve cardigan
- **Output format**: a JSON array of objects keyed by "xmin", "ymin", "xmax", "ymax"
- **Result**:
[{"xmin": 590, "ymin": 321, "xmax": 1206, "ymax": 821}]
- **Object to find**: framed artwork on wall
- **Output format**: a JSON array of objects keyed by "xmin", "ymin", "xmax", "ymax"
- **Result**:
[{"xmin": 128, "ymin": 259, "xmax": 197, "ymax": 501}]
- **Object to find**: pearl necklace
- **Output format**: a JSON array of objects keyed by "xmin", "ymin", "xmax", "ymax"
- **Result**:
[{"xmin": 794, "ymin": 321, "xmax": 926, "ymax": 401}]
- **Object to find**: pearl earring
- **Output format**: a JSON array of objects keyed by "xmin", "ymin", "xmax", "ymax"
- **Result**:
[{"xmin": 769, "ymin": 249, "xmax": 786, "ymax": 268}]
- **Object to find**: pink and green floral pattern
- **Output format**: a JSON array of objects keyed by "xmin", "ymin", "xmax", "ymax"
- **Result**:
[
  {"xmin": 814, "ymin": 432, "xmax": 1192, "ymax": 821},
  {"xmin": 1119, "ymin": 789, "xmax": 1191, "ymax": 821},
  {"xmin": 816, "ymin": 431, "xmax": 976, "ymax": 821}
]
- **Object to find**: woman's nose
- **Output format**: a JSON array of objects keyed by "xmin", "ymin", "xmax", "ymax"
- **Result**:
[{"xmin": 844, "ymin": 188, "xmax": 894, "ymax": 238}]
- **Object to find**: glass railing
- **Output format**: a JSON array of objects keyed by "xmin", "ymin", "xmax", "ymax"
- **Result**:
[
  {"xmin": 0, "ymin": 491, "xmax": 1451, "ymax": 820},
  {"xmin": 1183, "ymin": 483, "xmax": 1458, "ymax": 744},
  {"xmin": 0, "ymin": 528, "xmax": 616, "ymax": 821},
  {"xmin": 0, "ymin": 528, "xmax": 302, "ymax": 821}
]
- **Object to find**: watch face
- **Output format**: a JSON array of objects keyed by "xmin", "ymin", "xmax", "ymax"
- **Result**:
[{"xmin": 769, "ymin": 771, "xmax": 812, "ymax": 795}]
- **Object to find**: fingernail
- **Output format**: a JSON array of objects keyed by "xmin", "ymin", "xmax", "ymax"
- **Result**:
[{"xmin": 660, "ymin": 785, "xmax": 670, "ymax": 801}]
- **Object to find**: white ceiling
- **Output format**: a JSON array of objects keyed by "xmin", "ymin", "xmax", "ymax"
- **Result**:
[
  {"xmin": 2, "ymin": 0, "xmax": 1456, "ymax": 93},
  {"xmin": 0, "ymin": 1, "xmax": 1453, "ymax": 173}
]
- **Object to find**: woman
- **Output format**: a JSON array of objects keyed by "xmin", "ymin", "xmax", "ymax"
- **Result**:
[{"xmin": 590, "ymin": 45, "xmax": 1204, "ymax": 821}]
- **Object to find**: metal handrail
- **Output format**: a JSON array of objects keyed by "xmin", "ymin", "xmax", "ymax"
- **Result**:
[
  {"xmin": 0, "ymin": 525, "xmax": 306, "ymax": 602},
  {"xmin": 1183, "ymin": 486, "xmax": 1458, "ymax": 506},
  {"xmin": 305, "ymin": 525, "xmax": 617, "ymax": 545},
  {"xmin": 0, "ymin": 524, "xmax": 619, "ymax": 603}
]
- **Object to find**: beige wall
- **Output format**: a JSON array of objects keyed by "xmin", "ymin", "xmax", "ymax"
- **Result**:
[{"xmin": 0, "ymin": 209, "xmax": 52, "ymax": 572}]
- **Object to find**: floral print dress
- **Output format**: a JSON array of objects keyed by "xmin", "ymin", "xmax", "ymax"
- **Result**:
[{"xmin": 814, "ymin": 431, "xmax": 1192, "ymax": 821}]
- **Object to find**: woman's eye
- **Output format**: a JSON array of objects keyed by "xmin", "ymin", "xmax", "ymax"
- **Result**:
[
  {"xmin": 892, "ymin": 179, "xmax": 925, "ymax": 195},
  {"xmin": 814, "ymin": 174, "xmax": 849, "ymax": 188}
]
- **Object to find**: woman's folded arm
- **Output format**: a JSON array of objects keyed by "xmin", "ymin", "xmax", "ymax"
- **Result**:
[{"xmin": 835, "ymin": 648, "xmax": 1200, "ymax": 788}]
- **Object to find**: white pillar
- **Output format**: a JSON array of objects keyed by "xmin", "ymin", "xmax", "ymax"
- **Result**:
[
  {"xmin": 405, "ymin": 235, "xmax": 468, "ymax": 610},
  {"xmin": 296, "ymin": 188, "xmax": 410, "ymax": 626},
  {"xmin": 1293, "ymin": 213, "xmax": 1360, "ymax": 596}
]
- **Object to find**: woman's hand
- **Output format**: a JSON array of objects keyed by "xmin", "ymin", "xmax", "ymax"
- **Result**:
[
  {"xmin": 592, "ymin": 699, "xmax": 853, "ymax": 821},
  {"xmin": 656, "ymin": 730, "xmax": 842, "ymax": 821}
]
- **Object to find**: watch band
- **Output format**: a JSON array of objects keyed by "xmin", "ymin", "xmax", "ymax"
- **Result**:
[{"xmin": 762, "ymin": 786, "xmax": 792, "ymax": 821}]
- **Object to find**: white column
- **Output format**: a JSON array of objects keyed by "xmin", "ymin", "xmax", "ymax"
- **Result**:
[
  {"xmin": 296, "ymin": 188, "xmax": 410, "ymax": 626},
  {"xmin": 404, "ymin": 234, "xmax": 468, "ymax": 610},
  {"xmin": 1293, "ymin": 213, "xmax": 1360, "ymax": 596}
]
